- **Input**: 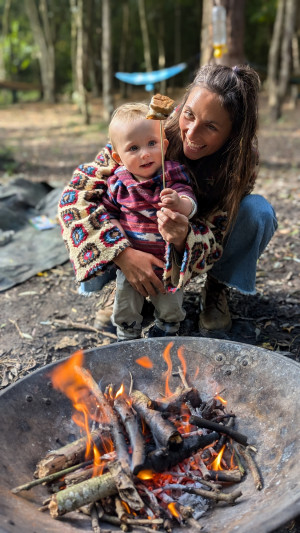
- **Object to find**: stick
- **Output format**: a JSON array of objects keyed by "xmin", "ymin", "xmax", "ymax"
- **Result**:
[
  {"xmin": 12, "ymin": 460, "xmax": 92, "ymax": 493},
  {"xmin": 114, "ymin": 396, "xmax": 146, "ymax": 475},
  {"xmin": 160, "ymin": 121, "xmax": 166, "ymax": 189},
  {"xmin": 158, "ymin": 483, "xmax": 242, "ymax": 504},
  {"xmin": 237, "ymin": 445, "xmax": 263, "ymax": 490},
  {"xmin": 189, "ymin": 415, "xmax": 248, "ymax": 446}
]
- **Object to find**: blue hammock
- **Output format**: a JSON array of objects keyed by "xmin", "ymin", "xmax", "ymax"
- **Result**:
[{"xmin": 115, "ymin": 62, "xmax": 187, "ymax": 91}]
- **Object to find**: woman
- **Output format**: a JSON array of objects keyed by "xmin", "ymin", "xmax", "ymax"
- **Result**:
[{"xmin": 58, "ymin": 64, "xmax": 277, "ymax": 333}]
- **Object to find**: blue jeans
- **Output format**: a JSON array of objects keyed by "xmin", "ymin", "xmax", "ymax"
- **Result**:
[
  {"xmin": 79, "ymin": 194, "xmax": 277, "ymax": 297},
  {"xmin": 210, "ymin": 194, "xmax": 277, "ymax": 294}
]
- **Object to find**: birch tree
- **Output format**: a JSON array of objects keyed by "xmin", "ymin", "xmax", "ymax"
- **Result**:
[{"xmin": 138, "ymin": 0, "xmax": 152, "ymax": 72}]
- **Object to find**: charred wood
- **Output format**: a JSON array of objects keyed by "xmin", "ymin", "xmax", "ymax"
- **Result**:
[
  {"xmin": 131, "ymin": 390, "xmax": 183, "ymax": 449},
  {"xmin": 147, "ymin": 386, "xmax": 202, "ymax": 414},
  {"xmin": 143, "ymin": 431, "xmax": 219, "ymax": 472},
  {"xmin": 189, "ymin": 415, "xmax": 248, "ymax": 446}
]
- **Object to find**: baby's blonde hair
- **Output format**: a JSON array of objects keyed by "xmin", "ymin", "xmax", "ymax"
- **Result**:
[{"xmin": 109, "ymin": 102, "xmax": 149, "ymax": 151}]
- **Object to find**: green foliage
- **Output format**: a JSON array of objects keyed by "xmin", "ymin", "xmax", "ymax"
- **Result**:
[{"xmin": 1, "ymin": 19, "xmax": 38, "ymax": 79}]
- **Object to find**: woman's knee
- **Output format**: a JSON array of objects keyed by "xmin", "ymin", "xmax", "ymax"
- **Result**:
[{"xmin": 238, "ymin": 194, "xmax": 277, "ymax": 233}]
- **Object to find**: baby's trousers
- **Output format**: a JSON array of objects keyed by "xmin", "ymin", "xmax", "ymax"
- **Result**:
[{"xmin": 112, "ymin": 270, "xmax": 186, "ymax": 340}]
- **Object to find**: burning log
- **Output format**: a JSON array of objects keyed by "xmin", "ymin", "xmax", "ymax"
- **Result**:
[
  {"xmin": 131, "ymin": 390, "xmax": 183, "ymax": 449},
  {"xmin": 147, "ymin": 386, "xmax": 202, "ymax": 413},
  {"xmin": 144, "ymin": 431, "xmax": 219, "ymax": 472},
  {"xmin": 34, "ymin": 430, "xmax": 103, "ymax": 478},
  {"xmin": 75, "ymin": 366, "xmax": 130, "ymax": 465},
  {"xmin": 189, "ymin": 415, "xmax": 248, "ymax": 446},
  {"xmin": 114, "ymin": 396, "xmax": 146, "ymax": 475}
]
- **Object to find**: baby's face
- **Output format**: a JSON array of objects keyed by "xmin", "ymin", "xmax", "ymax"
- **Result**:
[{"xmin": 113, "ymin": 119, "xmax": 168, "ymax": 180}]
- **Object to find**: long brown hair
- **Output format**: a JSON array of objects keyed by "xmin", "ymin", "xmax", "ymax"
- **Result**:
[{"xmin": 165, "ymin": 64, "xmax": 260, "ymax": 228}]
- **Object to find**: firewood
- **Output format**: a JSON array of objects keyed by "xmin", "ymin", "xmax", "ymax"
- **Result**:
[
  {"xmin": 90, "ymin": 503, "xmax": 101, "ymax": 533},
  {"xmin": 11, "ymin": 460, "xmax": 92, "ymax": 493},
  {"xmin": 49, "ymin": 471, "xmax": 118, "ymax": 517},
  {"xmin": 143, "ymin": 431, "xmax": 219, "ymax": 472},
  {"xmin": 35, "ymin": 430, "xmax": 103, "ymax": 478},
  {"xmin": 208, "ymin": 469, "xmax": 243, "ymax": 483},
  {"xmin": 237, "ymin": 445, "xmax": 263, "ymax": 490},
  {"xmin": 189, "ymin": 415, "xmax": 248, "ymax": 446},
  {"xmin": 107, "ymin": 459, "xmax": 144, "ymax": 511},
  {"xmin": 147, "ymin": 386, "xmax": 202, "ymax": 414},
  {"xmin": 75, "ymin": 366, "xmax": 130, "ymax": 465},
  {"xmin": 114, "ymin": 396, "xmax": 146, "ymax": 475},
  {"xmin": 159, "ymin": 483, "xmax": 242, "ymax": 504},
  {"xmin": 131, "ymin": 390, "xmax": 183, "ymax": 449}
]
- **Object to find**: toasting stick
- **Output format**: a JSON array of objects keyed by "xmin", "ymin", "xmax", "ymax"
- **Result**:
[{"xmin": 146, "ymin": 93, "xmax": 175, "ymax": 189}]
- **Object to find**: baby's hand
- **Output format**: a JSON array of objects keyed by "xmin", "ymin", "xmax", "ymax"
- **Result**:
[{"xmin": 159, "ymin": 188, "xmax": 180, "ymax": 211}]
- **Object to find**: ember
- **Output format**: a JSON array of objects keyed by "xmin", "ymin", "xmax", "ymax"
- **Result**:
[{"xmin": 12, "ymin": 343, "xmax": 264, "ymax": 532}]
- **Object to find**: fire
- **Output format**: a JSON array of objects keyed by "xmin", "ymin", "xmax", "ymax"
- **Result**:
[
  {"xmin": 135, "ymin": 355, "xmax": 153, "ymax": 369},
  {"xmin": 136, "ymin": 469, "xmax": 154, "ymax": 480},
  {"xmin": 211, "ymin": 444, "xmax": 226, "ymax": 470},
  {"xmin": 167, "ymin": 501, "xmax": 180, "ymax": 519},
  {"xmin": 115, "ymin": 383, "xmax": 124, "ymax": 398},
  {"xmin": 177, "ymin": 346, "xmax": 187, "ymax": 379},
  {"xmin": 163, "ymin": 341, "xmax": 174, "ymax": 396},
  {"xmin": 215, "ymin": 394, "xmax": 227, "ymax": 405}
]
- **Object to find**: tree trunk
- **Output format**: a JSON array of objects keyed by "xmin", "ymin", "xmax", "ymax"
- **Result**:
[
  {"xmin": 76, "ymin": 0, "xmax": 90, "ymax": 124},
  {"xmin": 200, "ymin": 0, "xmax": 214, "ymax": 66},
  {"xmin": 138, "ymin": 0, "xmax": 152, "ymax": 72},
  {"xmin": 69, "ymin": 0, "xmax": 77, "ymax": 95},
  {"xmin": 24, "ymin": 0, "xmax": 55, "ymax": 103},
  {"xmin": 118, "ymin": 0, "xmax": 130, "ymax": 98},
  {"xmin": 157, "ymin": 4, "xmax": 166, "ymax": 94},
  {"xmin": 102, "ymin": 0, "xmax": 113, "ymax": 122},
  {"xmin": 267, "ymin": 0, "xmax": 297, "ymax": 120},
  {"xmin": 217, "ymin": 0, "xmax": 246, "ymax": 66}
]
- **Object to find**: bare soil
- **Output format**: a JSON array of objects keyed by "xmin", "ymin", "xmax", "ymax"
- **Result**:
[{"xmin": 0, "ymin": 92, "xmax": 300, "ymax": 531}]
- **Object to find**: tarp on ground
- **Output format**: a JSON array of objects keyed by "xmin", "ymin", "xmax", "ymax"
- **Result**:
[{"xmin": 0, "ymin": 177, "xmax": 69, "ymax": 291}]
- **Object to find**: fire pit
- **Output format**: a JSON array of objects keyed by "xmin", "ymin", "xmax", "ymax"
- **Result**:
[{"xmin": 0, "ymin": 337, "xmax": 299, "ymax": 533}]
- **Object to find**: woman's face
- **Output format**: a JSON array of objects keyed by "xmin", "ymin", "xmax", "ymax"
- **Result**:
[{"xmin": 179, "ymin": 87, "xmax": 232, "ymax": 160}]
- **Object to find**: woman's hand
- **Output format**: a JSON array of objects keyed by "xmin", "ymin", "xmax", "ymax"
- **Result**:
[
  {"xmin": 113, "ymin": 247, "xmax": 166, "ymax": 298},
  {"xmin": 157, "ymin": 207, "xmax": 189, "ymax": 253}
]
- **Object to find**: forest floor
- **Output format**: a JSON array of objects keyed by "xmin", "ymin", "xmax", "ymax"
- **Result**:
[{"xmin": 0, "ymin": 90, "xmax": 300, "ymax": 532}]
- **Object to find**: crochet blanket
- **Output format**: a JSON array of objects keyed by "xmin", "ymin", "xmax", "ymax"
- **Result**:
[{"xmin": 58, "ymin": 145, "xmax": 227, "ymax": 291}]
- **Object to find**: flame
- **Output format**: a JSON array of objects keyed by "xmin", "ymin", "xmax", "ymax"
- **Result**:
[
  {"xmin": 177, "ymin": 346, "xmax": 187, "ymax": 379},
  {"xmin": 135, "ymin": 355, "xmax": 153, "ymax": 369},
  {"xmin": 136, "ymin": 469, "xmax": 154, "ymax": 480},
  {"xmin": 167, "ymin": 502, "xmax": 180, "ymax": 518},
  {"xmin": 193, "ymin": 366, "xmax": 200, "ymax": 380},
  {"xmin": 121, "ymin": 500, "xmax": 131, "ymax": 514},
  {"xmin": 115, "ymin": 383, "xmax": 124, "ymax": 398},
  {"xmin": 51, "ymin": 350, "xmax": 86, "ymax": 402},
  {"xmin": 215, "ymin": 394, "xmax": 227, "ymax": 405},
  {"xmin": 162, "ymin": 341, "xmax": 174, "ymax": 397},
  {"xmin": 211, "ymin": 444, "xmax": 226, "ymax": 470}
]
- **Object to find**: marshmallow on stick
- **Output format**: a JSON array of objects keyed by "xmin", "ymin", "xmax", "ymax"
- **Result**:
[{"xmin": 147, "ymin": 94, "xmax": 175, "ymax": 188}]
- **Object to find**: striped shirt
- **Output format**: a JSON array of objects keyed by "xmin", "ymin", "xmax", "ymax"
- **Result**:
[{"xmin": 102, "ymin": 160, "xmax": 196, "ymax": 262}]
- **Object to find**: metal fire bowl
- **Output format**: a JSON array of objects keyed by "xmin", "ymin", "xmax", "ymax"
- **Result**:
[{"xmin": 0, "ymin": 338, "xmax": 299, "ymax": 533}]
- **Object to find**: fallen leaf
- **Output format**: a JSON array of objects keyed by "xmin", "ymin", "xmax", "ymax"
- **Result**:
[{"xmin": 54, "ymin": 336, "xmax": 79, "ymax": 350}]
